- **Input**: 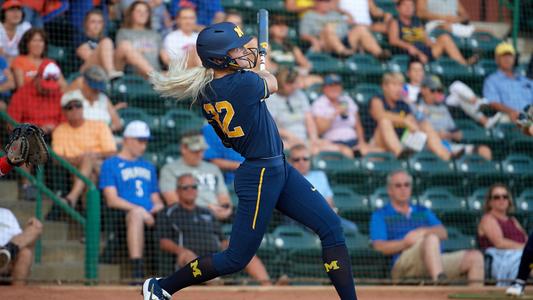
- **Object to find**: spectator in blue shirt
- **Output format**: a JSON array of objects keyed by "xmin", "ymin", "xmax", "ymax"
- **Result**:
[
  {"xmin": 370, "ymin": 169, "xmax": 484, "ymax": 285},
  {"xmin": 202, "ymin": 124, "xmax": 244, "ymax": 184},
  {"xmin": 483, "ymin": 42, "xmax": 533, "ymax": 123},
  {"xmin": 170, "ymin": 0, "xmax": 224, "ymax": 26},
  {"xmin": 100, "ymin": 120, "xmax": 164, "ymax": 280},
  {"xmin": 289, "ymin": 144, "xmax": 358, "ymax": 232},
  {"xmin": 0, "ymin": 56, "xmax": 15, "ymax": 105}
]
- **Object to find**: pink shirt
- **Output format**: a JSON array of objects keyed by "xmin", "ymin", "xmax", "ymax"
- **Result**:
[{"xmin": 311, "ymin": 94, "xmax": 359, "ymax": 142}]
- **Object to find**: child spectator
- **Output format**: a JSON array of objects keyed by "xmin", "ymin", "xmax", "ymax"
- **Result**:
[
  {"xmin": 0, "ymin": 0, "xmax": 31, "ymax": 62},
  {"xmin": 77, "ymin": 9, "xmax": 124, "ymax": 80},
  {"xmin": 115, "ymin": 1, "xmax": 161, "ymax": 77}
]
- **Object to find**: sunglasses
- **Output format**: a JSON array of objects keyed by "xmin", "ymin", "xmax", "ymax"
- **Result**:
[
  {"xmin": 431, "ymin": 89, "xmax": 443, "ymax": 93},
  {"xmin": 178, "ymin": 184, "xmax": 198, "ymax": 191},
  {"xmin": 491, "ymin": 194, "xmax": 509, "ymax": 200},
  {"xmin": 393, "ymin": 182, "xmax": 411, "ymax": 188},
  {"xmin": 291, "ymin": 157, "xmax": 310, "ymax": 162},
  {"xmin": 64, "ymin": 102, "xmax": 83, "ymax": 110}
]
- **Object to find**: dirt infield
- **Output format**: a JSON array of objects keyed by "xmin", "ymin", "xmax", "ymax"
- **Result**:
[{"xmin": 0, "ymin": 285, "xmax": 516, "ymax": 300}]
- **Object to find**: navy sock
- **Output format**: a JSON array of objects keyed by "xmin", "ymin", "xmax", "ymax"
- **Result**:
[
  {"xmin": 322, "ymin": 244, "xmax": 357, "ymax": 300},
  {"xmin": 131, "ymin": 258, "xmax": 144, "ymax": 279},
  {"xmin": 158, "ymin": 255, "xmax": 220, "ymax": 295},
  {"xmin": 517, "ymin": 235, "xmax": 533, "ymax": 281}
]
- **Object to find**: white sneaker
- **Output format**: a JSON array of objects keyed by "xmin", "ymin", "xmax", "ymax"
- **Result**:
[
  {"xmin": 506, "ymin": 279, "xmax": 525, "ymax": 297},
  {"xmin": 485, "ymin": 112, "xmax": 503, "ymax": 129},
  {"xmin": 142, "ymin": 277, "xmax": 171, "ymax": 300},
  {"xmin": 0, "ymin": 247, "xmax": 11, "ymax": 273}
]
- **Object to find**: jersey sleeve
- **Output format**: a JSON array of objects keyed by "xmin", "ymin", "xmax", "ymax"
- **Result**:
[
  {"xmin": 98, "ymin": 158, "xmax": 115, "ymax": 189},
  {"xmin": 237, "ymin": 71, "xmax": 269, "ymax": 103},
  {"xmin": 370, "ymin": 210, "xmax": 388, "ymax": 241}
]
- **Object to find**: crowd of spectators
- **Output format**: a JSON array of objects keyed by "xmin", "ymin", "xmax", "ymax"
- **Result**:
[{"xmin": 0, "ymin": 0, "xmax": 532, "ymax": 286}]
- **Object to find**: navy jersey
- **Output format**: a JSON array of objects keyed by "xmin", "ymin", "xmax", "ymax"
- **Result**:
[{"xmin": 199, "ymin": 70, "xmax": 283, "ymax": 159}]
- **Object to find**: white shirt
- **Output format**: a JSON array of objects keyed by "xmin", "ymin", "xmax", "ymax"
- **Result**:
[
  {"xmin": 0, "ymin": 22, "xmax": 31, "ymax": 60},
  {"xmin": 339, "ymin": 0, "xmax": 372, "ymax": 26},
  {"xmin": 163, "ymin": 30, "xmax": 198, "ymax": 60},
  {"xmin": 405, "ymin": 83, "xmax": 421, "ymax": 104},
  {"xmin": 311, "ymin": 94, "xmax": 359, "ymax": 142},
  {"xmin": 0, "ymin": 208, "xmax": 22, "ymax": 246},
  {"xmin": 79, "ymin": 90, "xmax": 112, "ymax": 125}
]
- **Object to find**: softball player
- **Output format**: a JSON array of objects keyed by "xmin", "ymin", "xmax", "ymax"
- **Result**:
[{"xmin": 143, "ymin": 22, "xmax": 357, "ymax": 300}]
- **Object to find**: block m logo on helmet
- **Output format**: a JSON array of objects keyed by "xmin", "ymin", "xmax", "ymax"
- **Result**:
[
  {"xmin": 234, "ymin": 26, "xmax": 244, "ymax": 37},
  {"xmin": 190, "ymin": 259, "xmax": 202, "ymax": 278},
  {"xmin": 324, "ymin": 260, "xmax": 340, "ymax": 272}
]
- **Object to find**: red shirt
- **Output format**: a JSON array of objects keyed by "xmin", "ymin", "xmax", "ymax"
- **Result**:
[{"xmin": 7, "ymin": 81, "xmax": 64, "ymax": 128}]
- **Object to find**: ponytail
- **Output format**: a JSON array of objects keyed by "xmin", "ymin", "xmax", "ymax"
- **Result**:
[{"xmin": 149, "ymin": 55, "xmax": 214, "ymax": 103}]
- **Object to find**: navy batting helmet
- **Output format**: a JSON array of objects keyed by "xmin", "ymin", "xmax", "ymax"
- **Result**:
[{"xmin": 196, "ymin": 22, "xmax": 254, "ymax": 69}]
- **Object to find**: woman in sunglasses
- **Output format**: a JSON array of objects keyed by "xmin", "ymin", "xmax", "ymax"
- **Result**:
[{"xmin": 477, "ymin": 183, "xmax": 527, "ymax": 286}]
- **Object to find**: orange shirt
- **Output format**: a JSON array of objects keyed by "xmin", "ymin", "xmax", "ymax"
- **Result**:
[
  {"xmin": 52, "ymin": 120, "xmax": 117, "ymax": 159},
  {"xmin": 11, "ymin": 56, "xmax": 39, "ymax": 85}
]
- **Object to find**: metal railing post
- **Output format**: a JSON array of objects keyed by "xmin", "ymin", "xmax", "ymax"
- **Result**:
[
  {"xmin": 34, "ymin": 167, "xmax": 44, "ymax": 264},
  {"xmin": 85, "ymin": 187, "xmax": 100, "ymax": 284}
]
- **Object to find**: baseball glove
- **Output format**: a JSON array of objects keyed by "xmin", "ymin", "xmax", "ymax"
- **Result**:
[{"xmin": 5, "ymin": 124, "xmax": 49, "ymax": 166}]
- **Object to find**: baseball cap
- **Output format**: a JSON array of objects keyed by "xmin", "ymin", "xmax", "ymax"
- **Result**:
[
  {"xmin": 324, "ymin": 74, "xmax": 342, "ymax": 86},
  {"xmin": 181, "ymin": 134, "xmax": 208, "ymax": 151},
  {"xmin": 36, "ymin": 60, "xmax": 61, "ymax": 91},
  {"xmin": 83, "ymin": 66, "xmax": 108, "ymax": 93},
  {"xmin": 421, "ymin": 75, "xmax": 443, "ymax": 91},
  {"xmin": 123, "ymin": 120, "xmax": 151, "ymax": 140},
  {"xmin": 495, "ymin": 42, "xmax": 515, "ymax": 56},
  {"xmin": 2, "ymin": 0, "xmax": 22, "ymax": 10},
  {"xmin": 61, "ymin": 90, "xmax": 84, "ymax": 107}
]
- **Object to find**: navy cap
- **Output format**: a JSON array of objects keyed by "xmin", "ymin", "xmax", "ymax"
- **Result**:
[
  {"xmin": 83, "ymin": 66, "xmax": 108, "ymax": 93},
  {"xmin": 324, "ymin": 74, "xmax": 342, "ymax": 86}
]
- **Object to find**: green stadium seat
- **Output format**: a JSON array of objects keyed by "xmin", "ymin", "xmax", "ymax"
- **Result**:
[
  {"xmin": 110, "ymin": 74, "xmax": 166, "ymax": 114},
  {"xmin": 244, "ymin": 0, "xmax": 285, "ymax": 12},
  {"xmin": 454, "ymin": 119, "xmax": 493, "ymax": 145},
  {"xmin": 142, "ymin": 152, "xmax": 163, "ymax": 167},
  {"xmin": 369, "ymin": 186, "xmax": 390, "ymax": 209},
  {"xmin": 455, "ymin": 153, "xmax": 505, "ymax": 195},
  {"xmin": 492, "ymin": 123, "xmax": 533, "ymax": 156},
  {"xmin": 221, "ymin": 0, "xmax": 242, "ymax": 9},
  {"xmin": 473, "ymin": 59, "xmax": 497, "ymax": 77},
  {"xmin": 429, "ymin": 58, "xmax": 474, "ymax": 85},
  {"xmin": 348, "ymin": 83, "xmax": 382, "ymax": 107},
  {"xmin": 516, "ymin": 189, "xmax": 533, "ymax": 231},
  {"xmin": 47, "ymin": 44, "xmax": 68, "ymax": 67},
  {"xmin": 303, "ymin": 83, "xmax": 322, "ymax": 103},
  {"xmin": 306, "ymin": 52, "xmax": 345, "ymax": 74},
  {"xmin": 345, "ymin": 54, "xmax": 387, "ymax": 82},
  {"xmin": 312, "ymin": 151, "xmax": 359, "ymax": 173},
  {"xmin": 375, "ymin": 0, "xmax": 398, "ymax": 16},
  {"xmin": 441, "ymin": 227, "xmax": 476, "ymax": 252},
  {"xmin": 502, "ymin": 154, "xmax": 533, "ymax": 192},
  {"xmin": 418, "ymin": 187, "xmax": 466, "ymax": 212},
  {"xmin": 407, "ymin": 151, "xmax": 460, "ymax": 194},
  {"xmin": 160, "ymin": 143, "xmax": 181, "ymax": 166},
  {"xmin": 361, "ymin": 152, "xmax": 403, "ymax": 174},
  {"xmin": 332, "ymin": 185, "xmax": 371, "ymax": 233},
  {"xmin": 467, "ymin": 187, "xmax": 489, "ymax": 212},
  {"xmin": 465, "ymin": 32, "xmax": 502, "ymax": 57},
  {"xmin": 118, "ymin": 107, "xmax": 158, "ymax": 130},
  {"xmin": 387, "ymin": 54, "xmax": 410, "ymax": 73},
  {"xmin": 158, "ymin": 108, "xmax": 205, "ymax": 141}
]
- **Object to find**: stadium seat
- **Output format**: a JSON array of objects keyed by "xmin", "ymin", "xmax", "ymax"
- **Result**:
[
  {"xmin": 387, "ymin": 54, "xmax": 410, "ymax": 73},
  {"xmin": 516, "ymin": 189, "xmax": 533, "ymax": 232},
  {"xmin": 375, "ymin": 0, "xmax": 398, "ymax": 16},
  {"xmin": 332, "ymin": 185, "xmax": 371, "ymax": 233},
  {"xmin": 467, "ymin": 187, "xmax": 489, "ymax": 213},
  {"xmin": 407, "ymin": 151, "xmax": 459, "ymax": 194},
  {"xmin": 454, "ymin": 119, "xmax": 493, "ymax": 145},
  {"xmin": 306, "ymin": 52, "xmax": 345, "ymax": 74},
  {"xmin": 360, "ymin": 152, "xmax": 404, "ymax": 194},
  {"xmin": 158, "ymin": 108, "xmax": 205, "ymax": 141},
  {"xmin": 473, "ymin": 59, "xmax": 498, "ymax": 77},
  {"xmin": 142, "ymin": 152, "xmax": 163, "ymax": 168},
  {"xmin": 160, "ymin": 143, "xmax": 181, "ymax": 165},
  {"xmin": 502, "ymin": 154, "xmax": 533, "ymax": 192},
  {"xmin": 429, "ymin": 57, "xmax": 474, "ymax": 86},
  {"xmin": 441, "ymin": 227, "xmax": 476, "ymax": 252},
  {"xmin": 348, "ymin": 83, "xmax": 383, "ymax": 107},
  {"xmin": 345, "ymin": 54, "xmax": 387, "ymax": 82},
  {"xmin": 303, "ymin": 83, "xmax": 322, "ymax": 103},
  {"xmin": 455, "ymin": 153, "xmax": 505, "ymax": 195},
  {"xmin": 118, "ymin": 107, "xmax": 158, "ymax": 130},
  {"xmin": 492, "ymin": 123, "xmax": 533, "ymax": 156},
  {"xmin": 311, "ymin": 152, "xmax": 368, "ymax": 194},
  {"xmin": 110, "ymin": 74, "xmax": 167, "ymax": 114},
  {"xmin": 418, "ymin": 187, "xmax": 466, "ymax": 212},
  {"xmin": 465, "ymin": 32, "xmax": 502, "ymax": 58},
  {"xmin": 369, "ymin": 186, "xmax": 390, "ymax": 209}
]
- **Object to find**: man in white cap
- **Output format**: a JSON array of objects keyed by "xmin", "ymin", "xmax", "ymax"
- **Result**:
[
  {"xmin": 159, "ymin": 130, "xmax": 232, "ymax": 220},
  {"xmin": 51, "ymin": 90, "xmax": 117, "ymax": 211},
  {"xmin": 99, "ymin": 120, "xmax": 164, "ymax": 281}
]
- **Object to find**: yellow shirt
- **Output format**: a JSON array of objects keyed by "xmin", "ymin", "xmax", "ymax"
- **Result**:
[{"xmin": 52, "ymin": 120, "xmax": 117, "ymax": 158}]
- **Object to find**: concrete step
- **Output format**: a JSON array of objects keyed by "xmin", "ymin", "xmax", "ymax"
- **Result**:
[
  {"xmin": 41, "ymin": 240, "xmax": 84, "ymax": 263},
  {"xmin": 30, "ymin": 262, "xmax": 121, "ymax": 283},
  {"xmin": 41, "ymin": 221, "xmax": 69, "ymax": 241},
  {"xmin": 0, "ymin": 180, "xmax": 19, "ymax": 202},
  {"xmin": 1, "ymin": 200, "xmax": 53, "ymax": 225}
]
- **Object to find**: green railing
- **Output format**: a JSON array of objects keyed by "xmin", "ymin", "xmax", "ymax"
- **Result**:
[
  {"xmin": 0, "ymin": 111, "xmax": 101, "ymax": 283},
  {"xmin": 498, "ymin": 0, "xmax": 520, "ymax": 49}
]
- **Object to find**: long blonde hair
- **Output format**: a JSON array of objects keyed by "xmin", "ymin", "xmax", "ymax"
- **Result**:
[{"xmin": 149, "ymin": 55, "xmax": 214, "ymax": 103}]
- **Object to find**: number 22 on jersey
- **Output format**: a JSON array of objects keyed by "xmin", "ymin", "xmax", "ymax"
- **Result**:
[{"xmin": 203, "ymin": 101, "xmax": 244, "ymax": 138}]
